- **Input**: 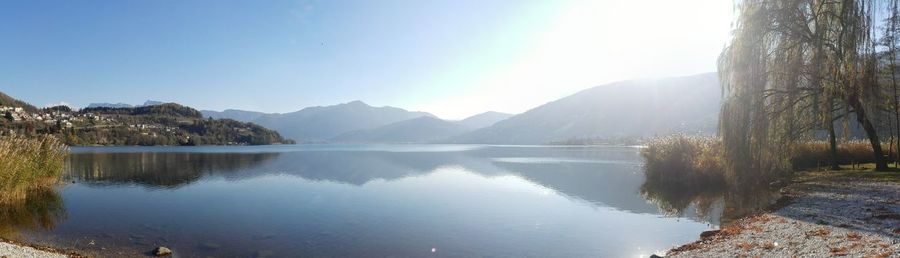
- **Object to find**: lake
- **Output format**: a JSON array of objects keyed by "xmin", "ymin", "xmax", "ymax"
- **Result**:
[{"xmin": 6, "ymin": 144, "xmax": 727, "ymax": 257}]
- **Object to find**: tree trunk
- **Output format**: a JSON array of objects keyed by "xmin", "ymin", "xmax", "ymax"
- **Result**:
[
  {"xmin": 827, "ymin": 101, "xmax": 840, "ymax": 170},
  {"xmin": 849, "ymin": 99, "xmax": 888, "ymax": 170}
]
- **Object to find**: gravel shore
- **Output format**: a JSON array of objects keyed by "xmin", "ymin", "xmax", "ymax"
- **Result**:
[
  {"xmin": 667, "ymin": 171, "xmax": 900, "ymax": 258},
  {"xmin": 0, "ymin": 241, "xmax": 67, "ymax": 258}
]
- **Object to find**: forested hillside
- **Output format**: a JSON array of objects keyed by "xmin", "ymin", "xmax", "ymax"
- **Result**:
[{"xmin": 1, "ymin": 96, "xmax": 292, "ymax": 146}]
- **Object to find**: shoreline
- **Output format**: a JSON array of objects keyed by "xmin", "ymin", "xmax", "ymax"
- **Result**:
[
  {"xmin": 665, "ymin": 170, "xmax": 900, "ymax": 257},
  {"xmin": 0, "ymin": 238, "xmax": 82, "ymax": 258}
]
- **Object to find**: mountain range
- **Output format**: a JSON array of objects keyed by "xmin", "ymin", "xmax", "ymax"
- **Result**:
[
  {"xmin": 202, "ymin": 101, "xmax": 438, "ymax": 142},
  {"xmin": 448, "ymin": 73, "xmax": 720, "ymax": 144},
  {"xmin": 203, "ymin": 103, "xmax": 514, "ymax": 143},
  {"xmin": 6, "ymin": 72, "xmax": 721, "ymax": 145},
  {"xmin": 202, "ymin": 73, "xmax": 719, "ymax": 144},
  {"xmin": 87, "ymin": 100, "xmax": 166, "ymax": 109}
]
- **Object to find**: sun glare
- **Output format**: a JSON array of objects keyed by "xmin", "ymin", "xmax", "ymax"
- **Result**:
[{"xmin": 418, "ymin": 0, "xmax": 733, "ymax": 119}]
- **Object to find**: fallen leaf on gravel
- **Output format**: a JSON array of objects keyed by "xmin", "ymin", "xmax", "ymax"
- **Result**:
[
  {"xmin": 736, "ymin": 242, "xmax": 755, "ymax": 251},
  {"xmin": 762, "ymin": 241, "xmax": 776, "ymax": 250},
  {"xmin": 869, "ymin": 251, "xmax": 892, "ymax": 258},
  {"xmin": 830, "ymin": 246, "xmax": 849, "ymax": 256},
  {"xmin": 847, "ymin": 232, "xmax": 862, "ymax": 241},
  {"xmin": 806, "ymin": 228, "xmax": 830, "ymax": 238},
  {"xmin": 720, "ymin": 226, "xmax": 743, "ymax": 237}
]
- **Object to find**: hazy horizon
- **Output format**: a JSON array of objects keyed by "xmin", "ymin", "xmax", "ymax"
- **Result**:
[{"xmin": 1, "ymin": 0, "xmax": 733, "ymax": 119}]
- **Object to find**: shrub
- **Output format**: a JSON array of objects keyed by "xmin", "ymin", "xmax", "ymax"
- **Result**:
[{"xmin": 0, "ymin": 135, "xmax": 68, "ymax": 203}]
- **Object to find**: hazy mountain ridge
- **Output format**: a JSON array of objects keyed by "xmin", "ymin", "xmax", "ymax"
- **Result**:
[
  {"xmin": 87, "ymin": 100, "xmax": 167, "ymax": 109},
  {"xmin": 202, "ymin": 101, "xmax": 434, "ymax": 142},
  {"xmin": 455, "ymin": 111, "xmax": 513, "ymax": 129},
  {"xmin": 331, "ymin": 116, "xmax": 471, "ymax": 143},
  {"xmin": 202, "ymin": 109, "xmax": 269, "ymax": 121},
  {"xmin": 203, "ymin": 73, "xmax": 720, "ymax": 144},
  {"xmin": 9, "ymin": 73, "xmax": 722, "ymax": 145},
  {"xmin": 447, "ymin": 73, "xmax": 721, "ymax": 144},
  {"xmin": 87, "ymin": 103, "xmax": 133, "ymax": 109}
]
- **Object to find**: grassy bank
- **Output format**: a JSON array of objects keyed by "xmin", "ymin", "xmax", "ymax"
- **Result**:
[
  {"xmin": 641, "ymin": 135, "xmax": 898, "ymax": 188},
  {"xmin": 0, "ymin": 135, "xmax": 68, "ymax": 204}
]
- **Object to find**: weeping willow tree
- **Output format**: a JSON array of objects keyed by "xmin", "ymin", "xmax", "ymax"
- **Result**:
[
  {"xmin": 881, "ymin": 0, "xmax": 900, "ymax": 165},
  {"xmin": 719, "ymin": 0, "xmax": 890, "ymax": 183}
]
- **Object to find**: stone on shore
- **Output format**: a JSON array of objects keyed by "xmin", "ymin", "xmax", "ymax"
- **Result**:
[{"xmin": 154, "ymin": 246, "xmax": 172, "ymax": 256}]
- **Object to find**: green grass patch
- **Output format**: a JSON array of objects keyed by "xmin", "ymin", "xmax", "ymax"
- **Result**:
[{"xmin": 798, "ymin": 163, "xmax": 900, "ymax": 183}]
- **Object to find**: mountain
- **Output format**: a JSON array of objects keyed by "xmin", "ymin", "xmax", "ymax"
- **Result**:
[
  {"xmin": 87, "ymin": 103, "xmax": 134, "ymax": 109},
  {"xmin": 69, "ymin": 103, "xmax": 292, "ymax": 145},
  {"xmin": 142, "ymin": 100, "xmax": 164, "ymax": 106},
  {"xmin": 448, "ymin": 73, "xmax": 721, "ymax": 144},
  {"xmin": 2, "ymin": 91, "xmax": 291, "ymax": 146},
  {"xmin": 202, "ymin": 109, "xmax": 268, "ymax": 121},
  {"xmin": 331, "ymin": 116, "xmax": 470, "ymax": 143},
  {"xmin": 0, "ymin": 91, "xmax": 39, "ymax": 111},
  {"xmin": 456, "ymin": 111, "xmax": 513, "ymax": 129},
  {"xmin": 86, "ymin": 100, "xmax": 165, "ymax": 109},
  {"xmin": 202, "ymin": 101, "xmax": 434, "ymax": 142}
]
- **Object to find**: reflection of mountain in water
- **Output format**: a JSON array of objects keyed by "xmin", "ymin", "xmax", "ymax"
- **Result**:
[
  {"xmin": 66, "ymin": 152, "xmax": 281, "ymax": 188},
  {"xmin": 495, "ymin": 162, "xmax": 658, "ymax": 214},
  {"xmin": 66, "ymin": 146, "xmax": 661, "ymax": 214}
]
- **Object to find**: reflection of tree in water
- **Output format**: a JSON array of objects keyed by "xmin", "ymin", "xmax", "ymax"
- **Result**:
[
  {"xmin": 640, "ymin": 181, "xmax": 724, "ymax": 224},
  {"xmin": 0, "ymin": 188, "xmax": 66, "ymax": 240},
  {"xmin": 640, "ymin": 178, "xmax": 779, "ymax": 226},
  {"xmin": 65, "ymin": 152, "xmax": 280, "ymax": 188}
]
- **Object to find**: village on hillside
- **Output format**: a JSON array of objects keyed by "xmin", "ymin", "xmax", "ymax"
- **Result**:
[{"xmin": 0, "ymin": 102, "xmax": 289, "ymax": 146}]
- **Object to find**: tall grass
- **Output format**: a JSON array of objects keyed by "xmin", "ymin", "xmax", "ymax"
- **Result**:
[
  {"xmin": 643, "ymin": 136, "xmax": 895, "ymax": 191},
  {"xmin": 0, "ymin": 135, "xmax": 68, "ymax": 204},
  {"xmin": 641, "ymin": 135, "xmax": 726, "ymax": 189},
  {"xmin": 790, "ymin": 140, "xmax": 896, "ymax": 169}
]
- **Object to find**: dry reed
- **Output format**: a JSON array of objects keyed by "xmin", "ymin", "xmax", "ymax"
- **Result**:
[{"xmin": 0, "ymin": 134, "xmax": 68, "ymax": 203}]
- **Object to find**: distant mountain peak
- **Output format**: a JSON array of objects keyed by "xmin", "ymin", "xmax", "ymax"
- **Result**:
[
  {"xmin": 345, "ymin": 100, "xmax": 368, "ymax": 106},
  {"xmin": 87, "ymin": 102, "xmax": 133, "ymax": 109},
  {"xmin": 142, "ymin": 100, "xmax": 165, "ymax": 106}
]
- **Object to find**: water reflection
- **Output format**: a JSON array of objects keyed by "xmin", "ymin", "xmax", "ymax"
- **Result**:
[
  {"xmin": 0, "ymin": 188, "xmax": 66, "ymax": 240},
  {"xmin": 64, "ymin": 147, "xmax": 658, "ymax": 214},
  {"xmin": 62, "ymin": 146, "xmax": 769, "ymax": 226},
  {"xmin": 14, "ymin": 145, "xmax": 727, "ymax": 257},
  {"xmin": 640, "ymin": 178, "xmax": 780, "ymax": 226},
  {"xmin": 66, "ymin": 152, "xmax": 280, "ymax": 188}
]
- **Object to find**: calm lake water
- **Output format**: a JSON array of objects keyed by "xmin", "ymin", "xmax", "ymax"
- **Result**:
[{"xmin": 7, "ymin": 145, "xmax": 731, "ymax": 257}]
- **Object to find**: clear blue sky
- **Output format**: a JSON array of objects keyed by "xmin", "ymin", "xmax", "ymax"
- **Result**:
[{"xmin": 0, "ymin": 0, "xmax": 732, "ymax": 119}]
